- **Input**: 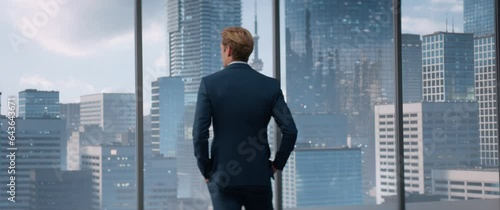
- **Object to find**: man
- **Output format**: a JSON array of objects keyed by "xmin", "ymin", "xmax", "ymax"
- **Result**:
[{"xmin": 193, "ymin": 26, "xmax": 298, "ymax": 210}]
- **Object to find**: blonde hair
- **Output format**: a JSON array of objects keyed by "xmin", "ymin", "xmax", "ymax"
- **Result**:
[{"xmin": 221, "ymin": 27, "xmax": 254, "ymax": 62}]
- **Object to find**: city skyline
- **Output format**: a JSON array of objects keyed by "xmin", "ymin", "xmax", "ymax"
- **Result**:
[
  {"xmin": 0, "ymin": 0, "xmax": 498, "ymax": 210},
  {"xmin": 0, "ymin": 0, "xmax": 465, "ymax": 116}
]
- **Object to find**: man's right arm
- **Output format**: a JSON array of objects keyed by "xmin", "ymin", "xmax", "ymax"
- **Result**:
[{"xmin": 271, "ymin": 85, "xmax": 298, "ymax": 171}]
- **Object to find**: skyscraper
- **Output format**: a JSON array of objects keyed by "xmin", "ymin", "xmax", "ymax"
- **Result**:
[
  {"xmin": 80, "ymin": 93, "xmax": 136, "ymax": 134},
  {"xmin": 474, "ymin": 34, "xmax": 497, "ymax": 166},
  {"xmin": 422, "ymin": 32, "xmax": 475, "ymax": 102},
  {"xmin": 284, "ymin": 1, "xmax": 394, "ymax": 204},
  {"xmin": 402, "ymin": 34, "xmax": 422, "ymax": 102},
  {"xmin": 249, "ymin": 0, "xmax": 263, "ymax": 72},
  {"xmin": 293, "ymin": 113, "xmax": 347, "ymax": 148},
  {"xmin": 145, "ymin": 156, "xmax": 178, "ymax": 210},
  {"xmin": 464, "ymin": 0, "xmax": 495, "ymax": 37},
  {"xmin": 60, "ymin": 103, "xmax": 80, "ymax": 133},
  {"xmin": 81, "ymin": 145, "xmax": 136, "ymax": 210},
  {"xmin": 0, "ymin": 118, "xmax": 65, "ymax": 210},
  {"xmin": 18, "ymin": 89, "xmax": 60, "ymax": 118},
  {"xmin": 80, "ymin": 144, "xmax": 176, "ymax": 210},
  {"xmin": 282, "ymin": 147, "xmax": 363, "ymax": 208},
  {"xmin": 151, "ymin": 77, "xmax": 184, "ymax": 157},
  {"xmin": 284, "ymin": 0, "xmax": 394, "ymax": 137},
  {"xmin": 60, "ymin": 103, "xmax": 80, "ymax": 169},
  {"xmin": 30, "ymin": 169, "xmax": 93, "ymax": 210},
  {"xmin": 167, "ymin": 0, "xmax": 242, "ymax": 101},
  {"xmin": 374, "ymin": 102, "xmax": 480, "ymax": 204},
  {"xmin": 166, "ymin": 0, "xmax": 242, "ymax": 202},
  {"xmin": 66, "ymin": 124, "xmax": 125, "ymax": 170}
]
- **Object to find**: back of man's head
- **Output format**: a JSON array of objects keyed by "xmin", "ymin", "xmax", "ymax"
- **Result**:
[{"xmin": 221, "ymin": 27, "xmax": 254, "ymax": 62}]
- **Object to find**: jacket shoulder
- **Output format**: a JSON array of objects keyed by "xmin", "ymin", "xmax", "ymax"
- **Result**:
[{"xmin": 202, "ymin": 69, "xmax": 229, "ymax": 83}]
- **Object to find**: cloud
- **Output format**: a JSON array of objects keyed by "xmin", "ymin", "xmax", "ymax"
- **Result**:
[
  {"xmin": 402, "ymin": 17, "xmax": 444, "ymax": 35},
  {"xmin": 100, "ymin": 87, "xmax": 116, "ymax": 93},
  {"xmin": 5, "ymin": 0, "xmax": 166, "ymax": 57},
  {"xmin": 19, "ymin": 73, "xmax": 54, "ymax": 89},
  {"xmin": 61, "ymin": 76, "xmax": 96, "ymax": 93},
  {"xmin": 451, "ymin": 4, "xmax": 463, "ymax": 12},
  {"xmin": 413, "ymin": 0, "xmax": 463, "ymax": 13},
  {"xmin": 154, "ymin": 51, "xmax": 167, "ymax": 70}
]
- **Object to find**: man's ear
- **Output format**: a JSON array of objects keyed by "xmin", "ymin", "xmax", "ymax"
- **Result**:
[{"xmin": 226, "ymin": 46, "xmax": 232, "ymax": 57}]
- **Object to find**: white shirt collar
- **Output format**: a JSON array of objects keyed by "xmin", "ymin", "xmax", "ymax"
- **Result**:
[{"xmin": 228, "ymin": 61, "xmax": 248, "ymax": 66}]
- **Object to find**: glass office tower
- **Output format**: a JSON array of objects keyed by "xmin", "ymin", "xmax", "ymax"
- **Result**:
[
  {"xmin": 422, "ymin": 32, "xmax": 475, "ymax": 102},
  {"xmin": 151, "ymin": 77, "xmax": 184, "ymax": 157},
  {"xmin": 402, "ymin": 34, "xmax": 422, "ymax": 103},
  {"xmin": 284, "ymin": 0, "xmax": 394, "ymax": 138},
  {"xmin": 167, "ymin": 0, "xmax": 242, "ymax": 101},
  {"xmin": 474, "ymin": 35, "xmax": 497, "ymax": 166},
  {"xmin": 18, "ymin": 89, "xmax": 60, "ymax": 119},
  {"xmin": 282, "ymin": 147, "xmax": 363, "ymax": 208},
  {"xmin": 166, "ymin": 0, "xmax": 242, "ymax": 202},
  {"xmin": 464, "ymin": 0, "xmax": 494, "ymax": 37}
]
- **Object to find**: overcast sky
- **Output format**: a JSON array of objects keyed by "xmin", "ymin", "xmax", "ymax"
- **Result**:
[{"xmin": 0, "ymin": 0, "xmax": 464, "ymax": 115}]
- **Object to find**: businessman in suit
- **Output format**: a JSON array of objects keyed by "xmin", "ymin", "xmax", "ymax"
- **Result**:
[{"xmin": 192, "ymin": 27, "xmax": 298, "ymax": 210}]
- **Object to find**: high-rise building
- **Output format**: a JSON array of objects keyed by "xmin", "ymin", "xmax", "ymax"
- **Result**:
[
  {"xmin": 464, "ymin": 0, "xmax": 495, "ymax": 37},
  {"xmin": 81, "ymin": 145, "xmax": 136, "ymax": 210},
  {"xmin": 402, "ymin": 34, "xmax": 422, "ymax": 102},
  {"xmin": 374, "ymin": 102, "xmax": 480, "ymax": 204},
  {"xmin": 249, "ymin": 0, "xmax": 263, "ymax": 72},
  {"xmin": 151, "ymin": 77, "xmax": 184, "ymax": 156},
  {"xmin": 167, "ymin": 0, "xmax": 242, "ymax": 101},
  {"xmin": 284, "ymin": 0, "xmax": 394, "ymax": 122},
  {"xmin": 80, "ymin": 93, "xmax": 136, "ymax": 133},
  {"xmin": 0, "ymin": 118, "xmax": 65, "ymax": 210},
  {"xmin": 282, "ymin": 147, "xmax": 363, "ymax": 208},
  {"xmin": 18, "ymin": 89, "xmax": 60, "ymax": 118},
  {"xmin": 29, "ymin": 169, "xmax": 93, "ymax": 210},
  {"xmin": 81, "ymin": 145, "xmax": 176, "ymax": 210},
  {"xmin": 474, "ymin": 34, "xmax": 498, "ymax": 166},
  {"xmin": 422, "ymin": 32, "xmax": 475, "ymax": 102},
  {"xmin": 293, "ymin": 113, "xmax": 347, "ymax": 148},
  {"xmin": 66, "ymin": 124, "xmax": 126, "ymax": 170},
  {"xmin": 145, "ymin": 156, "xmax": 178, "ymax": 210},
  {"xmin": 166, "ymin": 0, "xmax": 242, "ymax": 202},
  {"xmin": 432, "ymin": 168, "xmax": 500, "ymax": 200},
  {"xmin": 59, "ymin": 103, "xmax": 80, "ymax": 169},
  {"xmin": 60, "ymin": 103, "xmax": 80, "ymax": 133},
  {"xmin": 284, "ymin": 1, "xmax": 394, "ymax": 204}
]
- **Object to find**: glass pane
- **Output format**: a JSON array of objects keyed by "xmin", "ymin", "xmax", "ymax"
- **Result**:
[
  {"xmin": 0, "ymin": 1, "xmax": 136, "ymax": 210},
  {"xmin": 143, "ymin": 0, "xmax": 275, "ymax": 209},
  {"xmin": 281, "ymin": 0, "xmax": 397, "ymax": 209},
  {"xmin": 400, "ymin": 0, "xmax": 499, "ymax": 209}
]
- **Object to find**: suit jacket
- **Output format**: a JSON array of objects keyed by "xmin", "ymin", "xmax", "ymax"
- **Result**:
[{"xmin": 193, "ymin": 62, "xmax": 298, "ymax": 188}]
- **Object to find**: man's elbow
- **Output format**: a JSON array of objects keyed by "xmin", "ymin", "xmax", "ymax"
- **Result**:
[
  {"xmin": 289, "ymin": 126, "xmax": 298, "ymax": 136},
  {"xmin": 284, "ymin": 127, "xmax": 298, "ymax": 139}
]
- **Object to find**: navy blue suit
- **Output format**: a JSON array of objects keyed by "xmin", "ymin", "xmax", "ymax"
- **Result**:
[{"xmin": 193, "ymin": 62, "xmax": 298, "ymax": 210}]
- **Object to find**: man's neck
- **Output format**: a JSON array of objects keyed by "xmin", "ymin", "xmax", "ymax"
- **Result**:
[
  {"xmin": 228, "ymin": 60, "xmax": 247, "ymax": 65},
  {"xmin": 224, "ymin": 60, "xmax": 248, "ymax": 68}
]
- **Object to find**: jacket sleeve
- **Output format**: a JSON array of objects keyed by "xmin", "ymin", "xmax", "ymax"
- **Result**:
[
  {"xmin": 192, "ymin": 78, "xmax": 213, "ymax": 179},
  {"xmin": 271, "ymin": 85, "xmax": 298, "ymax": 171}
]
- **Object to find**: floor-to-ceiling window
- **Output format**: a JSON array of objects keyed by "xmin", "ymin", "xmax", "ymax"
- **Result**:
[
  {"xmin": 401, "ymin": 0, "xmax": 499, "ymax": 209},
  {"xmin": 0, "ymin": 1, "xmax": 137, "ymax": 210}
]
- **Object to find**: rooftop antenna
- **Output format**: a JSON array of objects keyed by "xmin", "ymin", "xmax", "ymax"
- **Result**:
[
  {"xmin": 452, "ymin": 16, "xmax": 454, "ymax": 33},
  {"xmin": 446, "ymin": 17, "xmax": 448, "ymax": 32}
]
